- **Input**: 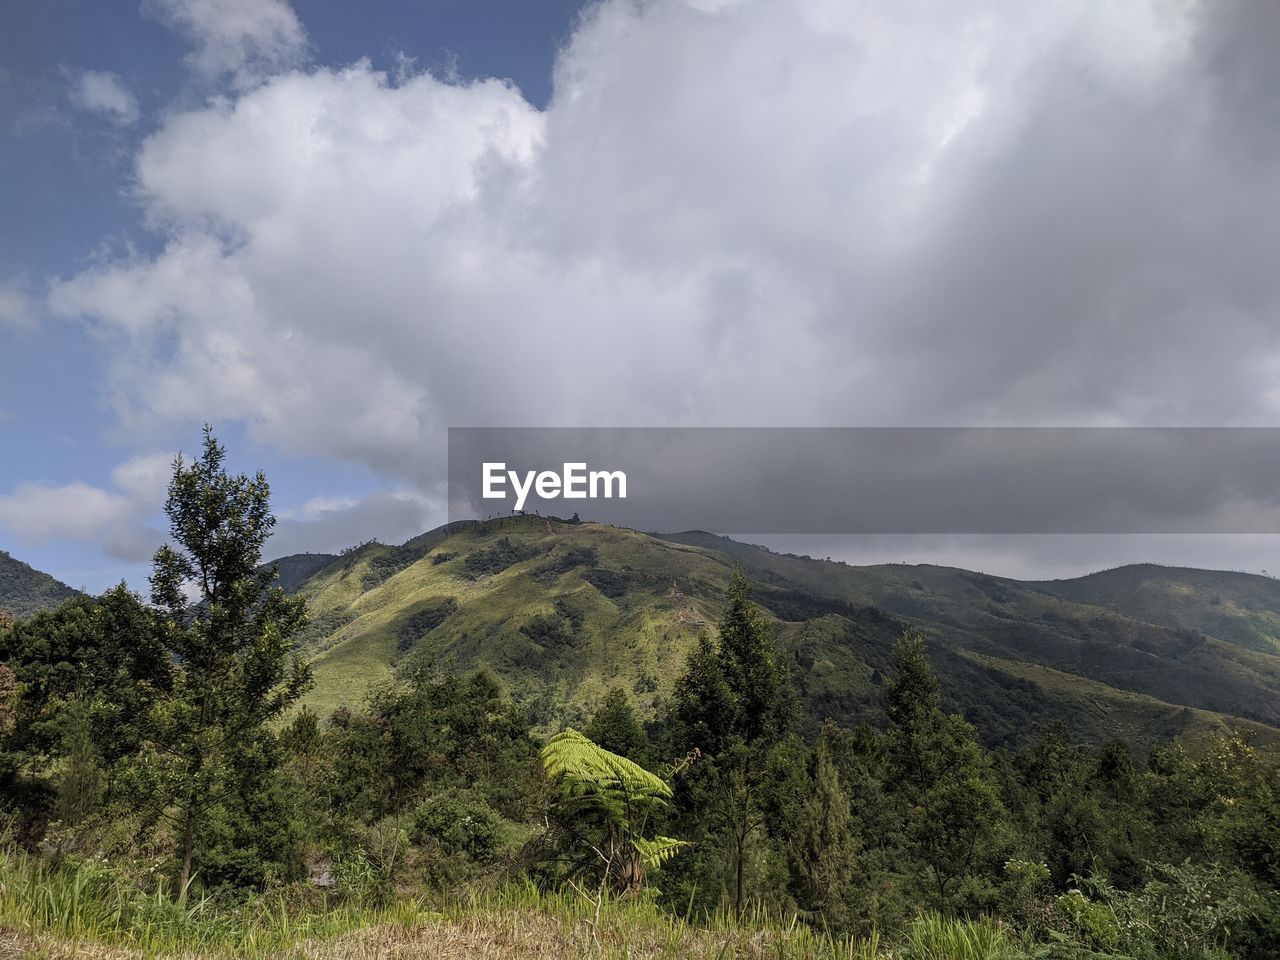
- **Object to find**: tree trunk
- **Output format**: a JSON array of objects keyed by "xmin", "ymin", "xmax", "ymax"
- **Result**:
[
  {"xmin": 734, "ymin": 823, "xmax": 746, "ymax": 918},
  {"xmin": 177, "ymin": 802, "xmax": 197, "ymax": 907}
]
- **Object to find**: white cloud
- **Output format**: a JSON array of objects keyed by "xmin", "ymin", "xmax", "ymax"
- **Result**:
[
  {"xmin": 70, "ymin": 70, "xmax": 140, "ymax": 125},
  {"xmin": 0, "ymin": 453, "xmax": 174, "ymax": 561},
  {"xmin": 46, "ymin": 0, "xmax": 1280, "ymax": 511},
  {"xmin": 0, "ymin": 482, "xmax": 135, "ymax": 546},
  {"xmin": 0, "ymin": 277, "xmax": 37, "ymax": 330},
  {"xmin": 143, "ymin": 0, "xmax": 307, "ymax": 87},
  {"xmin": 110, "ymin": 451, "xmax": 175, "ymax": 502}
]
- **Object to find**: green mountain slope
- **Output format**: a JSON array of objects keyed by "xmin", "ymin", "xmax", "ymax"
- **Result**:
[
  {"xmin": 0, "ymin": 549, "xmax": 82, "ymax": 618},
  {"xmin": 283, "ymin": 518, "xmax": 1280, "ymax": 750},
  {"xmin": 272, "ymin": 552, "xmax": 340, "ymax": 593},
  {"xmin": 659, "ymin": 533, "xmax": 1280, "ymax": 728},
  {"xmin": 1028, "ymin": 563, "xmax": 1280, "ymax": 655}
]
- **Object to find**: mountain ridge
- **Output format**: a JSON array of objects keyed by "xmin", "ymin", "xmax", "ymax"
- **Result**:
[{"xmin": 274, "ymin": 517, "xmax": 1280, "ymax": 751}]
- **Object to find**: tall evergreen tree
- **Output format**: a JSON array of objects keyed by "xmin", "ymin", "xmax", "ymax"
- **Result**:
[
  {"xmin": 148, "ymin": 426, "xmax": 312, "ymax": 901},
  {"xmin": 667, "ymin": 571, "xmax": 791, "ymax": 916},
  {"xmin": 788, "ymin": 723, "xmax": 858, "ymax": 929},
  {"xmin": 883, "ymin": 629, "xmax": 1005, "ymax": 911},
  {"xmin": 585, "ymin": 687, "xmax": 649, "ymax": 762}
]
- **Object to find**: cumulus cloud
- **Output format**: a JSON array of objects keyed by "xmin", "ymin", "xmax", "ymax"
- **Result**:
[
  {"xmin": 70, "ymin": 70, "xmax": 140, "ymax": 125},
  {"xmin": 0, "ymin": 447, "xmax": 434, "ymax": 568},
  {"xmin": 143, "ymin": 0, "xmax": 307, "ymax": 87},
  {"xmin": 46, "ymin": 0, "xmax": 1280, "ymax": 522},
  {"xmin": 0, "ymin": 451, "xmax": 173, "ymax": 561}
]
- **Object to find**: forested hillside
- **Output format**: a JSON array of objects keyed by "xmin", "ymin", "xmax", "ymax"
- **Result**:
[
  {"xmin": 279, "ymin": 518, "xmax": 1280, "ymax": 752},
  {"xmin": 0, "ymin": 549, "xmax": 82, "ymax": 618}
]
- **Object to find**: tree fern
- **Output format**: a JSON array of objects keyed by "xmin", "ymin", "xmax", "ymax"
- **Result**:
[{"xmin": 538, "ymin": 728, "xmax": 689, "ymax": 894}]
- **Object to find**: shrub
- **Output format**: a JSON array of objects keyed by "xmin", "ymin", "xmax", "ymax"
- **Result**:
[
  {"xmin": 463, "ymin": 538, "xmax": 540, "ymax": 578},
  {"xmin": 410, "ymin": 790, "xmax": 504, "ymax": 861}
]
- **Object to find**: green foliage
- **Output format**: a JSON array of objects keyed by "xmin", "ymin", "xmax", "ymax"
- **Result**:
[
  {"xmin": 0, "ymin": 586, "xmax": 171, "ymax": 767},
  {"xmin": 329, "ymin": 667, "xmax": 542, "ymax": 823},
  {"xmin": 286, "ymin": 516, "xmax": 1280, "ymax": 752},
  {"xmin": 145, "ymin": 426, "xmax": 313, "ymax": 899},
  {"xmin": 463, "ymin": 537, "xmax": 541, "ymax": 578},
  {"xmin": 585, "ymin": 687, "xmax": 650, "ymax": 762},
  {"xmin": 411, "ymin": 789, "xmax": 505, "ymax": 861},
  {"xmin": 360, "ymin": 540, "xmax": 434, "ymax": 590},
  {"xmin": 395, "ymin": 597, "xmax": 458, "ymax": 654},
  {"xmin": 0, "ymin": 549, "xmax": 81, "ymax": 619},
  {"xmin": 1094, "ymin": 862, "xmax": 1268, "ymax": 959},
  {"xmin": 898, "ymin": 912, "xmax": 1023, "ymax": 960},
  {"xmin": 1051, "ymin": 889, "xmax": 1120, "ymax": 951},
  {"xmin": 291, "ymin": 606, "xmax": 357, "ymax": 650},
  {"xmin": 539, "ymin": 728, "xmax": 688, "ymax": 892},
  {"xmin": 664, "ymin": 571, "xmax": 793, "ymax": 917},
  {"xmin": 520, "ymin": 610, "xmax": 578, "ymax": 650},
  {"xmin": 787, "ymin": 725, "xmax": 859, "ymax": 929},
  {"xmin": 5, "ymin": 496, "xmax": 1280, "ymax": 960},
  {"xmin": 582, "ymin": 566, "xmax": 637, "ymax": 598},
  {"xmin": 885, "ymin": 630, "xmax": 1008, "ymax": 912}
]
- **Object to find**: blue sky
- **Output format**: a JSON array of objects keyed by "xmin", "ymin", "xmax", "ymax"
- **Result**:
[
  {"xmin": 1, "ymin": 0, "xmax": 584, "ymax": 591},
  {"xmin": 4, "ymin": 0, "xmax": 1280, "ymax": 592}
]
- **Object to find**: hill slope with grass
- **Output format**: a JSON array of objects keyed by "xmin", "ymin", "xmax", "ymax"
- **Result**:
[
  {"xmin": 0, "ymin": 549, "xmax": 82, "ymax": 618},
  {"xmin": 1027, "ymin": 563, "xmax": 1280, "ymax": 655},
  {"xmin": 283, "ymin": 517, "xmax": 1280, "ymax": 750}
]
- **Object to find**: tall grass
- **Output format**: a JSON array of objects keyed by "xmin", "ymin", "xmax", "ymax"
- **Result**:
[
  {"xmin": 898, "ymin": 912, "xmax": 1024, "ymax": 960},
  {"xmin": 0, "ymin": 845, "xmax": 390, "ymax": 958},
  {"xmin": 0, "ymin": 847, "xmax": 1037, "ymax": 959}
]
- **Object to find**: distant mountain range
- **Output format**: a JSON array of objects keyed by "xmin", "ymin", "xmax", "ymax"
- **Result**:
[
  {"xmin": 0, "ymin": 549, "xmax": 83, "ymax": 619},
  {"xmin": 270, "ymin": 516, "xmax": 1280, "ymax": 751},
  {"xmin": 7, "ymin": 522, "xmax": 1279, "ymax": 752}
]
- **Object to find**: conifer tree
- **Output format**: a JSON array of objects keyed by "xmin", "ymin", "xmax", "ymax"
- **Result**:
[
  {"xmin": 668, "ymin": 570, "xmax": 791, "ymax": 916},
  {"xmin": 883, "ymin": 629, "xmax": 1005, "ymax": 910},
  {"xmin": 148, "ymin": 426, "xmax": 311, "ymax": 902},
  {"xmin": 585, "ymin": 687, "xmax": 649, "ymax": 761},
  {"xmin": 789, "ymin": 724, "xmax": 858, "ymax": 928}
]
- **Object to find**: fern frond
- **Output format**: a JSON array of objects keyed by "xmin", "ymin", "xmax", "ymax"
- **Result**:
[
  {"xmin": 632, "ymin": 835, "xmax": 690, "ymax": 868},
  {"xmin": 542, "ymin": 728, "xmax": 672, "ymax": 802}
]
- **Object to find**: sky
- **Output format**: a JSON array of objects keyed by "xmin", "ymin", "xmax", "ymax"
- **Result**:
[{"xmin": 3, "ymin": 0, "xmax": 1280, "ymax": 592}]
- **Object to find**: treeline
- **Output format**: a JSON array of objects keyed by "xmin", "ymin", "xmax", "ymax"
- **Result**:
[{"xmin": 1, "ymin": 432, "xmax": 1278, "ymax": 959}]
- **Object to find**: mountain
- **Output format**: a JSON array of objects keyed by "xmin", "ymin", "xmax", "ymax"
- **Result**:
[
  {"xmin": 271, "ymin": 552, "xmax": 341, "ymax": 594},
  {"xmin": 280, "ymin": 517, "xmax": 1280, "ymax": 751},
  {"xmin": 1028, "ymin": 563, "xmax": 1280, "ymax": 656},
  {"xmin": 0, "ymin": 549, "xmax": 83, "ymax": 618}
]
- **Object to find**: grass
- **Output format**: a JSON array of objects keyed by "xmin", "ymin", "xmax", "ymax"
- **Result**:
[
  {"xmin": 285, "ymin": 515, "xmax": 1280, "ymax": 753},
  {"xmin": 0, "ymin": 847, "xmax": 903, "ymax": 959}
]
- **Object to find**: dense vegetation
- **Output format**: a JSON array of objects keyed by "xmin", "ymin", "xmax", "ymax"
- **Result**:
[
  {"xmin": 274, "ymin": 516, "xmax": 1280, "ymax": 750},
  {"xmin": 0, "ymin": 549, "xmax": 81, "ymax": 619},
  {"xmin": 1, "ymin": 435, "xmax": 1278, "ymax": 958}
]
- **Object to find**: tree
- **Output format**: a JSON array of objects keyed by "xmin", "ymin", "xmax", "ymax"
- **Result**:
[
  {"xmin": 667, "ymin": 570, "xmax": 791, "ymax": 916},
  {"xmin": 788, "ymin": 724, "xmax": 859, "ymax": 929},
  {"xmin": 883, "ymin": 630, "xmax": 1005, "ymax": 911},
  {"xmin": 0, "ymin": 586, "xmax": 170, "ymax": 767},
  {"xmin": 585, "ymin": 687, "xmax": 649, "ymax": 762},
  {"xmin": 539, "ymin": 728, "xmax": 688, "ymax": 901},
  {"xmin": 148, "ymin": 426, "xmax": 311, "ymax": 901},
  {"xmin": 715, "ymin": 571, "xmax": 789, "ymax": 745}
]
